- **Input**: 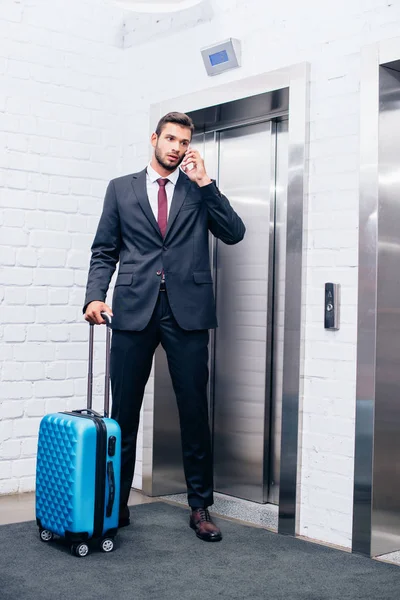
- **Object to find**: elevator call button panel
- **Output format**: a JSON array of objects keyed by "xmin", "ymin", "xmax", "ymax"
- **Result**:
[{"xmin": 324, "ymin": 283, "xmax": 340, "ymax": 330}]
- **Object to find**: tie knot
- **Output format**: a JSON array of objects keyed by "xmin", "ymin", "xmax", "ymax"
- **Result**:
[{"xmin": 157, "ymin": 178, "xmax": 168, "ymax": 187}]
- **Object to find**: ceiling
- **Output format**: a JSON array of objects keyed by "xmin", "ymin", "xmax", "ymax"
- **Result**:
[{"xmin": 114, "ymin": 0, "xmax": 204, "ymax": 13}]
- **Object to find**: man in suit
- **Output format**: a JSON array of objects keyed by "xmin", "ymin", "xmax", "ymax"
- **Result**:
[{"xmin": 84, "ymin": 112, "xmax": 245, "ymax": 542}]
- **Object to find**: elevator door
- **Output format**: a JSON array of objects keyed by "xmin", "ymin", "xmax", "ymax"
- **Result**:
[
  {"xmin": 200, "ymin": 121, "xmax": 287, "ymax": 504},
  {"xmin": 147, "ymin": 119, "xmax": 288, "ymax": 504}
]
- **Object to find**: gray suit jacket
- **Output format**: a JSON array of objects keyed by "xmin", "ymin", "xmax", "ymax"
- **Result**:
[{"xmin": 83, "ymin": 168, "xmax": 245, "ymax": 331}]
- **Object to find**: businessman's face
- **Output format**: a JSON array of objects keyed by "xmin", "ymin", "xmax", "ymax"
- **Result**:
[{"xmin": 152, "ymin": 124, "xmax": 191, "ymax": 172}]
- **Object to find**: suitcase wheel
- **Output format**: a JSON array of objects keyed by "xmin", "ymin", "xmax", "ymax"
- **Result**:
[
  {"xmin": 100, "ymin": 538, "xmax": 114, "ymax": 553},
  {"xmin": 39, "ymin": 529, "xmax": 54, "ymax": 543},
  {"xmin": 71, "ymin": 543, "xmax": 90, "ymax": 558}
]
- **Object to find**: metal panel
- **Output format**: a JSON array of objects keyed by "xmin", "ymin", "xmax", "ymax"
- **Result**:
[
  {"xmin": 352, "ymin": 44, "xmax": 380, "ymax": 557},
  {"xmin": 352, "ymin": 48, "xmax": 379, "ymax": 556},
  {"xmin": 278, "ymin": 75, "xmax": 308, "ymax": 535},
  {"xmin": 204, "ymin": 131, "xmax": 219, "ymax": 424},
  {"xmin": 268, "ymin": 120, "xmax": 288, "ymax": 505},
  {"xmin": 353, "ymin": 50, "xmax": 400, "ymax": 557},
  {"xmin": 189, "ymin": 89, "xmax": 289, "ymax": 133},
  {"xmin": 372, "ymin": 64, "xmax": 400, "ymax": 556},
  {"xmin": 213, "ymin": 121, "xmax": 274, "ymax": 502},
  {"xmin": 150, "ymin": 347, "xmax": 185, "ymax": 494}
]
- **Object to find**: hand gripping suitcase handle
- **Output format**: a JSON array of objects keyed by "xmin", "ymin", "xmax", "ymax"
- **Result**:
[{"xmin": 87, "ymin": 311, "xmax": 112, "ymax": 417}]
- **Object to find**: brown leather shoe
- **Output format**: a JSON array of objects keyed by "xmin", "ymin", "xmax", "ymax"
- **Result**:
[{"xmin": 190, "ymin": 508, "xmax": 222, "ymax": 542}]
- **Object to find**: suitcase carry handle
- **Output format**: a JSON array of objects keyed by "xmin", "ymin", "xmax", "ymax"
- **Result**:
[
  {"xmin": 72, "ymin": 408, "xmax": 102, "ymax": 418},
  {"xmin": 87, "ymin": 311, "xmax": 112, "ymax": 418},
  {"xmin": 106, "ymin": 461, "xmax": 115, "ymax": 517}
]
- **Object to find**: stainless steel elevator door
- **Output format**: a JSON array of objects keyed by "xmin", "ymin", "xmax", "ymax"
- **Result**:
[{"xmin": 213, "ymin": 122, "xmax": 275, "ymax": 503}]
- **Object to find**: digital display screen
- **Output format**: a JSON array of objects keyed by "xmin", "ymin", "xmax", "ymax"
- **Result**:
[{"xmin": 209, "ymin": 50, "xmax": 229, "ymax": 67}]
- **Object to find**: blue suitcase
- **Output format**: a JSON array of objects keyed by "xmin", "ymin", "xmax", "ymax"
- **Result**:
[{"xmin": 35, "ymin": 314, "xmax": 121, "ymax": 557}]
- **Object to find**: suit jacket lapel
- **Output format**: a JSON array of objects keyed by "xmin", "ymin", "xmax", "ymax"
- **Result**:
[
  {"xmin": 131, "ymin": 169, "xmax": 161, "ymax": 238},
  {"xmin": 165, "ymin": 171, "xmax": 190, "ymax": 239}
]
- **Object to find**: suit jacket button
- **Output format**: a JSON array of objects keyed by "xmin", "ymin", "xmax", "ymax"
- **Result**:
[{"xmin": 156, "ymin": 270, "xmax": 162, "ymax": 276}]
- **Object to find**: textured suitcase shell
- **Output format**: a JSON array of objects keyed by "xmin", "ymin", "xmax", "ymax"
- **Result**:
[
  {"xmin": 36, "ymin": 412, "xmax": 121, "ymax": 539},
  {"xmin": 36, "ymin": 314, "xmax": 120, "ymax": 555}
]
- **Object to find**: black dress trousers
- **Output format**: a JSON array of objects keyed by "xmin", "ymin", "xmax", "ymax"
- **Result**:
[{"xmin": 110, "ymin": 290, "xmax": 213, "ymax": 512}]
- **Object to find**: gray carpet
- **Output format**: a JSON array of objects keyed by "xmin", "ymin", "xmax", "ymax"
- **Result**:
[{"xmin": 1, "ymin": 502, "xmax": 400, "ymax": 600}]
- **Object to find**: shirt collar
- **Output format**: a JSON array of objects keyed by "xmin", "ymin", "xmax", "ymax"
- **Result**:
[{"xmin": 147, "ymin": 162, "xmax": 180, "ymax": 186}]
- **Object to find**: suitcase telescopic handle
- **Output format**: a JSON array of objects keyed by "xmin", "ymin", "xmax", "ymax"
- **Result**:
[{"xmin": 87, "ymin": 311, "xmax": 112, "ymax": 417}]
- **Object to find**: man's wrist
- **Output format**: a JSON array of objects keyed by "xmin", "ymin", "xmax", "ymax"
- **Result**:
[{"xmin": 197, "ymin": 176, "xmax": 213, "ymax": 188}]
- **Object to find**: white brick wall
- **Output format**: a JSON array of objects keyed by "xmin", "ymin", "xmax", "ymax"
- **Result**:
[
  {"xmin": 119, "ymin": 0, "xmax": 400, "ymax": 548},
  {"xmin": 0, "ymin": 0, "xmax": 126, "ymax": 495},
  {"xmin": 2, "ymin": 0, "xmax": 400, "ymax": 549}
]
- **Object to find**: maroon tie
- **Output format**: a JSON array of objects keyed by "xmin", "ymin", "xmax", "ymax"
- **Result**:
[{"xmin": 157, "ymin": 178, "xmax": 168, "ymax": 238}]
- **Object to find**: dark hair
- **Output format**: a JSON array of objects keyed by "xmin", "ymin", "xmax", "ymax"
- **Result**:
[{"xmin": 155, "ymin": 112, "xmax": 195, "ymax": 138}]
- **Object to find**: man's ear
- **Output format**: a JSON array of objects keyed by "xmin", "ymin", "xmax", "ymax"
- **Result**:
[{"xmin": 151, "ymin": 133, "xmax": 158, "ymax": 148}]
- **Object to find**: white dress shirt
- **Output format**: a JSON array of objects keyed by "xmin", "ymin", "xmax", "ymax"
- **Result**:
[{"xmin": 146, "ymin": 162, "xmax": 180, "ymax": 221}]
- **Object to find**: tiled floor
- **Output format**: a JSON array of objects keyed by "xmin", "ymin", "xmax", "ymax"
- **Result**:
[
  {"xmin": 0, "ymin": 489, "xmax": 156, "ymax": 526},
  {"xmin": 376, "ymin": 551, "xmax": 400, "ymax": 567}
]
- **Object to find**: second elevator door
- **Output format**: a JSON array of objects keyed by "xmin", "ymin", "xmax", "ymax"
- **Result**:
[{"xmin": 196, "ymin": 120, "xmax": 288, "ymax": 504}]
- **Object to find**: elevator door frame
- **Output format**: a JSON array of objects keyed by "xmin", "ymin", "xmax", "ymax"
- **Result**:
[
  {"xmin": 354, "ymin": 38, "xmax": 400, "ymax": 558},
  {"xmin": 143, "ymin": 64, "xmax": 309, "ymax": 537}
]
